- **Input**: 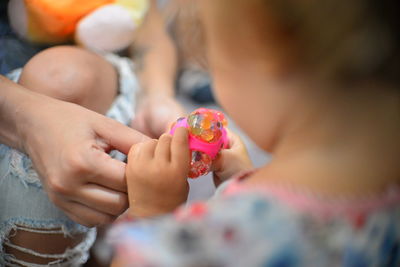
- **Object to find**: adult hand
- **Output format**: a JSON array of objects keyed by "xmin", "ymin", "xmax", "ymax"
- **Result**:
[
  {"xmin": 131, "ymin": 93, "xmax": 185, "ymax": 138},
  {"xmin": 18, "ymin": 94, "xmax": 149, "ymax": 227}
]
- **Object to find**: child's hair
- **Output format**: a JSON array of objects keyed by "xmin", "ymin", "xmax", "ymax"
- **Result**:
[
  {"xmin": 266, "ymin": 0, "xmax": 400, "ymax": 85},
  {"xmin": 165, "ymin": 0, "xmax": 399, "ymax": 86}
]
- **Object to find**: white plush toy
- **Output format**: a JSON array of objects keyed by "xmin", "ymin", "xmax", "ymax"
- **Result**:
[{"xmin": 8, "ymin": 0, "xmax": 149, "ymax": 52}]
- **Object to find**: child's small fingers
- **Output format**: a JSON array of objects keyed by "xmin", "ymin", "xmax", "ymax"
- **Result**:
[
  {"xmin": 155, "ymin": 133, "xmax": 172, "ymax": 161},
  {"xmin": 210, "ymin": 152, "xmax": 223, "ymax": 172},
  {"xmin": 135, "ymin": 139, "xmax": 158, "ymax": 159},
  {"xmin": 171, "ymin": 127, "xmax": 190, "ymax": 166},
  {"xmin": 226, "ymin": 128, "xmax": 239, "ymax": 148},
  {"xmin": 127, "ymin": 143, "xmax": 141, "ymax": 162},
  {"xmin": 226, "ymin": 129, "xmax": 247, "ymax": 152}
]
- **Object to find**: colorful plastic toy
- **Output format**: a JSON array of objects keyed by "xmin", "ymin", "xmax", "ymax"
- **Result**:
[
  {"xmin": 170, "ymin": 108, "xmax": 229, "ymax": 178},
  {"xmin": 8, "ymin": 0, "xmax": 148, "ymax": 52}
]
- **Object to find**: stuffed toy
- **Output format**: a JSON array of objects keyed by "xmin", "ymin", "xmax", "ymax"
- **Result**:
[{"xmin": 8, "ymin": 0, "xmax": 149, "ymax": 52}]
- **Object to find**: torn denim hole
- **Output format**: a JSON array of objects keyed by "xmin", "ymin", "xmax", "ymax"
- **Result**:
[{"xmin": 1, "ymin": 220, "xmax": 96, "ymax": 267}]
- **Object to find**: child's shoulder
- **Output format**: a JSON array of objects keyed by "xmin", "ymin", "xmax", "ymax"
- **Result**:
[
  {"xmin": 221, "ymin": 169, "xmax": 400, "ymax": 218},
  {"xmin": 217, "ymin": 169, "xmax": 400, "ymax": 229}
]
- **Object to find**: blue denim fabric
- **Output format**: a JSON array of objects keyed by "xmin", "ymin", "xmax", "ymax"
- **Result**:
[{"xmin": 0, "ymin": 54, "xmax": 139, "ymax": 266}]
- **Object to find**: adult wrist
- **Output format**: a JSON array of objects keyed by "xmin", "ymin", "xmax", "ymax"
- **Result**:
[
  {"xmin": 0, "ymin": 76, "xmax": 46, "ymax": 153},
  {"xmin": 0, "ymin": 76, "xmax": 30, "ymax": 151},
  {"xmin": 14, "ymin": 91, "xmax": 47, "ymax": 154}
]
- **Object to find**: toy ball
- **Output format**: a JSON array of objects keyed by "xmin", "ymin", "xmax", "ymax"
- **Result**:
[{"xmin": 170, "ymin": 108, "xmax": 229, "ymax": 178}]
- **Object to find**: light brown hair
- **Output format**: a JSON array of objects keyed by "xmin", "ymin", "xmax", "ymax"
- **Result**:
[{"xmin": 165, "ymin": 0, "xmax": 399, "ymax": 85}]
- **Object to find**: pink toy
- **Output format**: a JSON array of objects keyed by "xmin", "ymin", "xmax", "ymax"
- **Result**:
[{"xmin": 170, "ymin": 108, "xmax": 229, "ymax": 178}]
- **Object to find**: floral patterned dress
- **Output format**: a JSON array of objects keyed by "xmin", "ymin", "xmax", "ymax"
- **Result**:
[{"xmin": 108, "ymin": 171, "xmax": 400, "ymax": 267}]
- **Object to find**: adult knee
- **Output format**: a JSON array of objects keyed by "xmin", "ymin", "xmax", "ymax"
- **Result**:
[{"xmin": 19, "ymin": 46, "xmax": 117, "ymax": 113}]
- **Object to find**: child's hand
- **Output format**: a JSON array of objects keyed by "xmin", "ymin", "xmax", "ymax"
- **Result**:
[
  {"xmin": 126, "ymin": 127, "xmax": 190, "ymax": 218},
  {"xmin": 212, "ymin": 130, "xmax": 253, "ymax": 186}
]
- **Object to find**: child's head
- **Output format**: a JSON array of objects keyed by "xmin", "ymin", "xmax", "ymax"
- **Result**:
[{"xmin": 198, "ymin": 0, "xmax": 399, "ymax": 152}]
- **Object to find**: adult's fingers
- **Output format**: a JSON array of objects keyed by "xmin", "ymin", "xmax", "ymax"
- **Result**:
[
  {"xmin": 96, "ymin": 116, "xmax": 150, "ymax": 155},
  {"xmin": 86, "ymin": 149, "xmax": 128, "ymax": 192},
  {"xmin": 63, "ymin": 201, "xmax": 115, "ymax": 227},
  {"xmin": 73, "ymin": 184, "xmax": 128, "ymax": 216}
]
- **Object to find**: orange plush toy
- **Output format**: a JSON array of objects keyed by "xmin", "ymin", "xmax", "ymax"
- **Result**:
[{"xmin": 8, "ymin": 0, "xmax": 149, "ymax": 52}]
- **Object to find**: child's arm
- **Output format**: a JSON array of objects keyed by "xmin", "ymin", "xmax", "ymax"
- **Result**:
[
  {"xmin": 129, "ymin": 0, "xmax": 184, "ymax": 138},
  {"xmin": 212, "ymin": 130, "xmax": 253, "ymax": 186},
  {"xmin": 126, "ymin": 127, "xmax": 190, "ymax": 218}
]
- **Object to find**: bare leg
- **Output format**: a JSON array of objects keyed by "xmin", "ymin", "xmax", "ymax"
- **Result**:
[{"xmin": 18, "ymin": 45, "xmax": 118, "ymax": 114}]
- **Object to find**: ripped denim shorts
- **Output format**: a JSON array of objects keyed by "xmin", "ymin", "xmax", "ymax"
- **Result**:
[{"xmin": 0, "ymin": 53, "xmax": 139, "ymax": 266}]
